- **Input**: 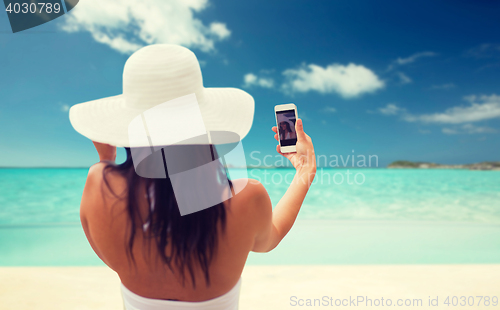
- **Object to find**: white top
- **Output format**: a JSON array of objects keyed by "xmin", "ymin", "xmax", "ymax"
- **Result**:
[
  {"xmin": 120, "ymin": 278, "xmax": 242, "ymax": 310},
  {"xmin": 285, "ymin": 132, "xmax": 294, "ymax": 139}
]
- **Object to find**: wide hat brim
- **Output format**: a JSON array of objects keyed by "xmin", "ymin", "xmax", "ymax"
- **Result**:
[{"xmin": 69, "ymin": 87, "xmax": 254, "ymax": 147}]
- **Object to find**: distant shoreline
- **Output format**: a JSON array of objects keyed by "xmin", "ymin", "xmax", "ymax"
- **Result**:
[
  {"xmin": 1, "ymin": 164, "xmax": 500, "ymax": 170},
  {"xmin": 388, "ymin": 160, "xmax": 500, "ymax": 171}
]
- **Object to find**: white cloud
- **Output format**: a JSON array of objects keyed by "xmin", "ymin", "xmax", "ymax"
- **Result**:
[
  {"xmin": 59, "ymin": 0, "xmax": 231, "ymax": 54},
  {"xmin": 377, "ymin": 95, "xmax": 500, "ymax": 135},
  {"xmin": 243, "ymin": 73, "xmax": 274, "ymax": 88},
  {"xmin": 387, "ymin": 51, "xmax": 437, "ymax": 71},
  {"xmin": 61, "ymin": 104, "xmax": 70, "ymax": 112},
  {"xmin": 91, "ymin": 33, "xmax": 142, "ymax": 54},
  {"xmin": 378, "ymin": 103, "xmax": 404, "ymax": 115},
  {"xmin": 442, "ymin": 124, "xmax": 497, "ymax": 135},
  {"xmin": 259, "ymin": 69, "xmax": 275, "ymax": 74},
  {"xmin": 323, "ymin": 106, "xmax": 337, "ymax": 113},
  {"xmin": 404, "ymin": 94, "xmax": 500, "ymax": 124},
  {"xmin": 396, "ymin": 51, "xmax": 437, "ymax": 65},
  {"xmin": 397, "ymin": 72, "xmax": 412, "ymax": 84},
  {"xmin": 462, "ymin": 123, "xmax": 497, "ymax": 134},
  {"xmin": 463, "ymin": 95, "xmax": 476, "ymax": 103},
  {"xmin": 209, "ymin": 22, "xmax": 231, "ymax": 40},
  {"xmin": 430, "ymin": 83, "xmax": 456, "ymax": 90},
  {"xmin": 282, "ymin": 63, "xmax": 384, "ymax": 98},
  {"xmin": 465, "ymin": 44, "xmax": 500, "ymax": 58},
  {"xmin": 442, "ymin": 128, "xmax": 458, "ymax": 135}
]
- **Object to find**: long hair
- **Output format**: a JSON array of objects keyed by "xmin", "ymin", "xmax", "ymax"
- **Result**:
[
  {"xmin": 279, "ymin": 121, "xmax": 292, "ymax": 140},
  {"xmin": 100, "ymin": 145, "xmax": 232, "ymax": 288}
]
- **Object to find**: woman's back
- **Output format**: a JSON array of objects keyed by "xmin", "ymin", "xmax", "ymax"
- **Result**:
[
  {"xmin": 70, "ymin": 44, "xmax": 316, "ymax": 308},
  {"xmin": 79, "ymin": 118, "xmax": 315, "ymax": 308},
  {"xmin": 80, "ymin": 163, "xmax": 269, "ymax": 301}
]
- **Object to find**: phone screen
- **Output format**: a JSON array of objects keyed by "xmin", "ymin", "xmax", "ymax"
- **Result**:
[{"xmin": 276, "ymin": 110, "xmax": 297, "ymax": 146}]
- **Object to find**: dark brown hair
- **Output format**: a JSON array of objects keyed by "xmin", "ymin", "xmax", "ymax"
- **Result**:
[{"xmin": 101, "ymin": 145, "xmax": 232, "ymax": 288}]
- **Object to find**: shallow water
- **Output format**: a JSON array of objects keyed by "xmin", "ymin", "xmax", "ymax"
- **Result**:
[
  {"xmin": 1, "ymin": 168, "xmax": 499, "ymax": 225},
  {"xmin": 0, "ymin": 168, "xmax": 499, "ymax": 265}
]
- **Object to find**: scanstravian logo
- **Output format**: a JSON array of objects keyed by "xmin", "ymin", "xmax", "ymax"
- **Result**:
[{"xmin": 3, "ymin": 0, "xmax": 79, "ymax": 33}]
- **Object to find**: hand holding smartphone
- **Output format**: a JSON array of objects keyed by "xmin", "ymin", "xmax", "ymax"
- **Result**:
[
  {"xmin": 273, "ymin": 103, "xmax": 316, "ymax": 182},
  {"xmin": 274, "ymin": 103, "xmax": 298, "ymax": 153}
]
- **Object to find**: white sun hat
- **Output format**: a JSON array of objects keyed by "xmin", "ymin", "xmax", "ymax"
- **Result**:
[{"xmin": 69, "ymin": 44, "xmax": 254, "ymax": 147}]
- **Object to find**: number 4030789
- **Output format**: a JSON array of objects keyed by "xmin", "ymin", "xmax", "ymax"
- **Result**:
[
  {"xmin": 5, "ymin": 2, "xmax": 62, "ymax": 14},
  {"xmin": 443, "ymin": 296, "xmax": 498, "ymax": 307}
]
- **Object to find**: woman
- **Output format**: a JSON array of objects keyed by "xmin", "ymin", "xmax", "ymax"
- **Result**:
[
  {"xmin": 72, "ymin": 44, "xmax": 316, "ymax": 309},
  {"xmin": 279, "ymin": 121, "xmax": 297, "ymax": 140}
]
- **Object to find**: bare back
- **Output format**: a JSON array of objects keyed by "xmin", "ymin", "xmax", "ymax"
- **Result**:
[{"xmin": 80, "ymin": 162, "xmax": 271, "ymax": 301}]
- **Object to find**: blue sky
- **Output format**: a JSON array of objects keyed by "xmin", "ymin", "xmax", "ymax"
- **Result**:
[{"xmin": 0, "ymin": 0, "xmax": 499, "ymax": 167}]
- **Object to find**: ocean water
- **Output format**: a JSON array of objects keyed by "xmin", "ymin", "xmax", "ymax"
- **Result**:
[
  {"xmin": 247, "ymin": 168, "xmax": 500, "ymax": 224},
  {"xmin": 1, "ymin": 168, "xmax": 499, "ymax": 265},
  {"xmin": 1, "ymin": 168, "xmax": 500, "ymax": 225}
]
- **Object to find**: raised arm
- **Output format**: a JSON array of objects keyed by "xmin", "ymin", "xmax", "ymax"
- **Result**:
[
  {"xmin": 251, "ymin": 119, "xmax": 316, "ymax": 252},
  {"xmin": 92, "ymin": 141, "xmax": 117, "ymax": 163}
]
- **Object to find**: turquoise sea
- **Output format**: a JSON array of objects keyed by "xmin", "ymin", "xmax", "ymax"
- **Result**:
[{"xmin": 1, "ymin": 168, "xmax": 499, "ymax": 265}]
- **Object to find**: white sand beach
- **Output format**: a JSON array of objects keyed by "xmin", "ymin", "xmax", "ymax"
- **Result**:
[{"xmin": 0, "ymin": 265, "xmax": 498, "ymax": 309}]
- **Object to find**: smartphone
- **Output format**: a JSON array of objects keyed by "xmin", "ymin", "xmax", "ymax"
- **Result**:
[{"xmin": 275, "ymin": 103, "xmax": 298, "ymax": 153}]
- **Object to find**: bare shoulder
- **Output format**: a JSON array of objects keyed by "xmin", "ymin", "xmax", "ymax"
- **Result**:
[
  {"xmin": 228, "ymin": 178, "xmax": 272, "ymax": 227},
  {"xmin": 88, "ymin": 162, "xmax": 127, "ymax": 194},
  {"xmin": 230, "ymin": 178, "xmax": 270, "ymax": 206},
  {"xmin": 81, "ymin": 162, "xmax": 128, "ymax": 219},
  {"xmin": 80, "ymin": 162, "xmax": 130, "ymax": 270}
]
